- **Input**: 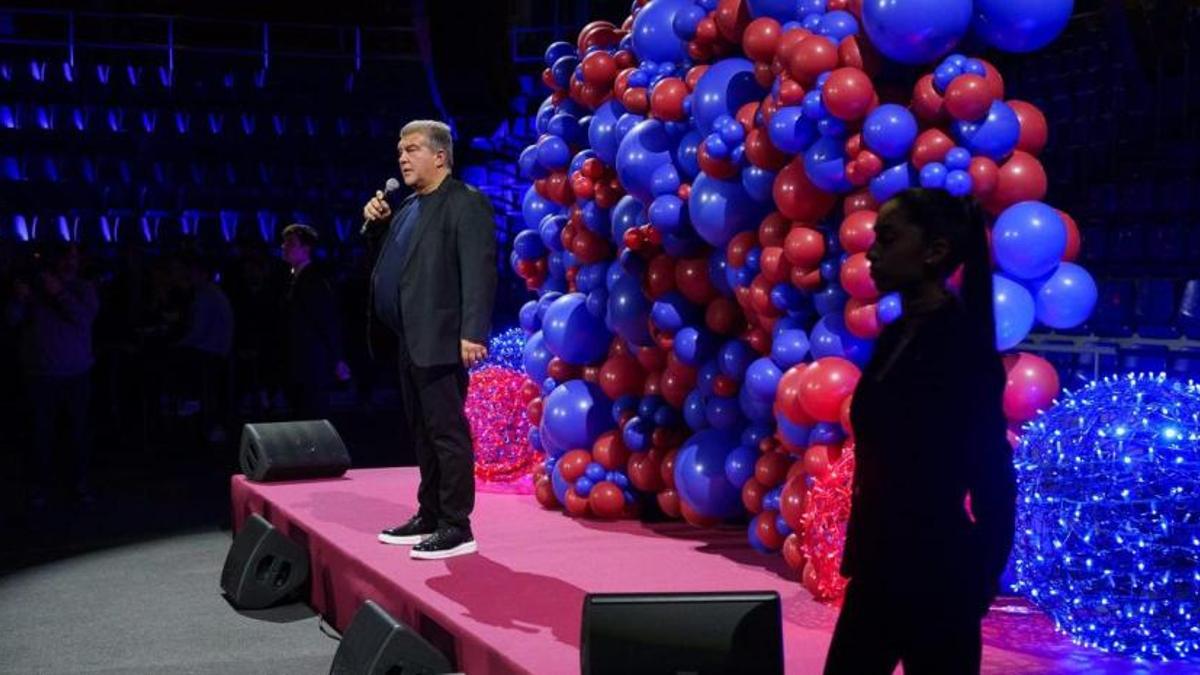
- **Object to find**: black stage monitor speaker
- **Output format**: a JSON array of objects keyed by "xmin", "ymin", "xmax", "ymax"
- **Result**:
[
  {"xmin": 581, "ymin": 591, "xmax": 784, "ymax": 675},
  {"xmin": 221, "ymin": 513, "xmax": 310, "ymax": 609},
  {"xmin": 240, "ymin": 420, "xmax": 350, "ymax": 482},
  {"xmin": 330, "ymin": 600, "xmax": 454, "ymax": 675}
]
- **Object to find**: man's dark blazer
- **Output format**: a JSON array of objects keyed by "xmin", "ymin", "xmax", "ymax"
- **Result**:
[
  {"xmin": 283, "ymin": 262, "xmax": 344, "ymax": 388},
  {"xmin": 367, "ymin": 175, "xmax": 497, "ymax": 368}
]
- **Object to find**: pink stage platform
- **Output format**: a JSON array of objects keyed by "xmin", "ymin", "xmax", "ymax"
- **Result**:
[{"xmin": 230, "ymin": 468, "xmax": 1190, "ymax": 674}]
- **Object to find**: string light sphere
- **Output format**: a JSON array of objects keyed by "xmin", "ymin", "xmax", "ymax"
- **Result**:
[
  {"xmin": 466, "ymin": 365, "xmax": 539, "ymax": 484},
  {"xmin": 472, "ymin": 327, "xmax": 527, "ymax": 373},
  {"xmin": 1013, "ymin": 373, "xmax": 1200, "ymax": 661}
]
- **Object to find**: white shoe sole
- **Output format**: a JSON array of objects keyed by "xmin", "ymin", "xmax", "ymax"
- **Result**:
[
  {"xmin": 377, "ymin": 532, "xmax": 432, "ymax": 546},
  {"xmin": 409, "ymin": 540, "xmax": 478, "ymax": 560}
]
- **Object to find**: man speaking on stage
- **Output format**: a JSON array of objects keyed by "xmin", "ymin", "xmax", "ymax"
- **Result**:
[{"xmin": 364, "ymin": 120, "xmax": 496, "ymax": 560}]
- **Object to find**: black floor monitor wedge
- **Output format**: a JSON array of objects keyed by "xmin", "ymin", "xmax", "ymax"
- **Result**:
[
  {"xmin": 240, "ymin": 420, "xmax": 350, "ymax": 482},
  {"xmin": 220, "ymin": 513, "xmax": 310, "ymax": 609},
  {"xmin": 582, "ymin": 591, "xmax": 784, "ymax": 675},
  {"xmin": 330, "ymin": 600, "xmax": 454, "ymax": 675}
]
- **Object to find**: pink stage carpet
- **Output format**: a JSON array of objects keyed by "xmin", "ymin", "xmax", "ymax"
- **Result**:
[{"xmin": 230, "ymin": 468, "xmax": 1191, "ymax": 674}]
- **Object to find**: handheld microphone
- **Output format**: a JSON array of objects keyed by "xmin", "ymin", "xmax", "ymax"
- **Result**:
[{"xmin": 361, "ymin": 178, "xmax": 401, "ymax": 235}]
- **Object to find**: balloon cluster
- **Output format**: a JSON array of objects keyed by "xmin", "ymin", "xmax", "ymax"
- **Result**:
[{"xmin": 515, "ymin": 0, "xmax": 1084, "ymax": 593}]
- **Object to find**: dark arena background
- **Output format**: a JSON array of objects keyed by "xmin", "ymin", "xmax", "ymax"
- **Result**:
[{"xmin": 0, "ymin": 0, "xmax": 1198, "ymax": 673}]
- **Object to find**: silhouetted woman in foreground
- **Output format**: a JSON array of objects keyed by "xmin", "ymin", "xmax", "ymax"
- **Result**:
[{"xmin": 824, "ymin": 189, "xmax": 1017, "ymax": 675}]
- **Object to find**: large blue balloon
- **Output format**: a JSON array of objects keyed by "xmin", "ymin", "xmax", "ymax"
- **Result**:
[
  {"xmin": 862, "ymin": 0, "xmax": 973, "ymax": 65},
  {"xmin": 540, "ymin": 380, "xmax": 615, "ymax": 455},
  {"xmin": 542, "ymin": 293, "xmax": 611, "ymax": 365},
  {"xmin": 689, "ymin": 172, "xmax": 763, "ymax": 247},
  {"xmin": 616, "ymin": 119, "xmax": 679, "ymax": 204},
  {"xmin": 993, "ymin": 201, "xmax": 1067, "ymax": 280},
  {"xmin": 691, "ymin": 58, "xmax": 766, "ymax": 136},
  {"xmin": 522, "ymin": 330, "xmax": 553, "ymax": 383},
  {"xmin": 993, "ymin": 273, "xmax": 1036, "ymax": 351},
  {"xmin": 863, "ymin": 104, "xmax": 918, "ymax": 160},
  {"xmin": 810, "ymin": 314, "xmax": 874, "ymax": 366},
  {"xmin": 953, "ymin": 100, "xmax": 1020, "ymax": 161},
  {"xmin": 747, "ymin": 0, "xmax": 799, "ymax": 21},
  {"xmin": 1034, "ymin": 262, "xmax": 1096, "ymax": 329},
  {"xmin": 522, "ymin": 185, "xmax": 558, "ymax": 230},
  {"xmin": 631, "ymin": 0, "xmax": 692, "ymax": 64},
  {"xmin": 675, "ymin": 429, "xmax": 743, "ymax": 518},
  {"xmin": 607, "ymin": 274, "xmax": 653, "ymax": 346},
  {"xmin": 972, "ymin": 0, "xmax": 1072, "ymax": 53},
  {"xmin": 588, "ymin": 99, "xmax": 626, "ymax": 165}
]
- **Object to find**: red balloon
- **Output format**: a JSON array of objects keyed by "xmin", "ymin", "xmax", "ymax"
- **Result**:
[
  {"xmin": 787, "ymin": 35, "xmax": 838, "ymax": 85},
  {"xmin": 799, "ymin": 358, "xmax": 861, "ymax": 422},
  {"xmin": 754, "ymin": 511, "xmax": 786, "ymax": 550},
  {"xmin": 547, "ymin": 357, "xmax": 579, "ymax": 381},
  {"xmin": 742, "ymin": 477, "xmax": 767, "ymax": 514},
  {"xmin": 837, "ymin": 35, "xmax": 879, "ymax": 75},
  {"xmin": 776, "ymin": 364, "xmax": 818, "ymax": 426},
  {"xmin": 543, "ymin": 171, "xmax": 574, "ymax": 206},
  {"xmin": 979, "ymin": 59, "xmax": 1006, "ymax": 100},
  {"xmin": 736, "ymin": 101, "xmax": 760, "ymax": 132},
  {"xmin": 535, "ymin": 477, "xmax": 560, "ymax": 509},
  {"xmin": 839, "ymin": 209, "xmax": 876, "ymax": 254},
  {"xmin": 911, "ymin": 74, "xmax": 946, "ymax": 123},
  {"xmin": 527, "ymin": 397, "xmax": 543, "ymax": 425},
  {"xmin": 843, "ymin": 188, "xmax": 877, "ymax": 214},
  {"xmin": 744, "ymin": 128, "xmax": 789, "ymax": 170},
  {"xmin": 1058, "ymin": 209, "xmax": 1080, "ymax": 262},
  {"xmin": 635, "ymin": 345, "xmax": 666, "ymax": 373},
  {"xmin": 760, "ymin": 246, "xmax": 791, "ymax": 284},
  {"xmin": 706, "ymin": 297, "xmax": 742, "ymax": 335},
  {"xmin": 580, "ymin": 51, "xmax": 617, "ymax": 87},
  {"xmin": 777, "ymin": 77, "xmax": 805, "ymax": 105},
  {"xmin": 627, "ymin": 451, "xmax": 664, "ymax": 492},
  {"xmin": 988, "ymin": 151, "xmax": 1047, "ymax": 213},
  {"xmin": 650, "ymin": 77, "xmax": 689, "ymax": 121},
  {"xmin": 758, "ymin": 211, "xmax": 789, "ymax": 247},
  {"xmin": 755, "ymin": 451, "xmax": 791, "ymax": 488},
  {"xmin": 782, "ymin": 532, "xmax": 805, "ymax": 571},
  {"xmin": 821, "ymin": 67, "xmax": 874, "ymax": 120},
  {"xmin": 675, "ymin": 257, "xmax": 717, "ymax": 304},
  {"xmin": 839, "ymin": 394, "xmax": 854, "ymax": 437},
  {"xmin": 844, "ymin": 297, "xmax": 881, "ymax": 339},
  {"xmin": 775, "ymin": 27, "xmax": 813, "ymax": 64},
  {"xmin": 564, "ymin": 488, "xmax": 591, "ymax": 517},
  {"xmin": 593, "ymin": 430, "xmax": 630, "ymax": 470},
  {"xmin": 578, "ymin": 21, "xmax": 620, "ymax": 52},
  {"xmin": 645, "ymin": 253, "xmax": 677, "ymax": 298},
  {"xmin": 774, "ymin": 158, "xmax": 836, "ymax": 222},
  {"xmin": 803, "ymin": 443, "xmax": 836, "ymax": 477},
  {"xmin": 698, "ymin": 142, "xmax": 739, "ymax": 179},
  {"xmin": 968, "ymin": 156, "xmax": 1000, "ymax": 198},
  {"xmin": 589, "ymin": 481, "xmax": 626, "ymax": 519},
  {"xmin": 911, "ymin": 128, "xmax": 955, "ymax": 169},
  {"xmin": 745, "ymin": 326, "xmax": 772, "ymax": 354},
  {"xmin": 743, "ymin": 17, "xmax": 782, "ymax": 62},
  {"xmin": 727, "ymin": 230, "xmax": 757, "ymax": 268},
  {"xmin": 1002, "ymin": 352, "xmax": 1060, "ymax": 424},
  {"xmin": 621, "ymin": 87, "xmax": 649, "ymax": 115},
  {"xmin": 944, "ymin": 74, "xmax": 994, "ymax": 122},
  {"xmin": 558, "ymin": 449, "xmax": 592, "ymax": 482},
  {"xmin": 1008, "ymin": 99, "xmax": 1048, "ymax": 156},
  {"xmin": 784, "ymin": 225, "xmax": 825, "ymax": 268},
  {"xmin": 660, "ymin": 448, "xmax": 678, "ymax": 489},
  {"xmin": 572, "ymin": 228, "xmax": 608, "ymax": 264},
  {"xmin": 839, "ymin": 252, "xmax": 878, "ymax": 300},
  {"xmin": 779, "ymin": 476, "xmax": 807, "ymax": 530},
  {"xmin": 660, "ymin": 370, "xmax": 695, "ymax": 410},
  {"xmin": 657, "ymin": 488, "xmax": 682, "ymax": 518},
  {"xmin": 715, "ymin": 0, "xmax": 751, "ymax": 42}
]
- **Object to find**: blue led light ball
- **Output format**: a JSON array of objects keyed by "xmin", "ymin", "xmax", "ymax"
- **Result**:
[{"xmin": 1013, "ymin": 373, "xmax": 1200, "ymax": 661}]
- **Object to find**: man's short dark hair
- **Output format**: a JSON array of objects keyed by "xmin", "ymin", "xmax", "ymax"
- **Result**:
[{"xmin": 282, "ymin": 223, "xmax": 319, "ymax": 248}]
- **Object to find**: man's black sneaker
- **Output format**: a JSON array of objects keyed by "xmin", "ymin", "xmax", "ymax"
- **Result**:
[
  {"xmin": 378, "ymin": 515, "xmax": 437, "ymax": 545},
  {"xmin": 409, "ymin": 526, "xmax": 477, "ymax": 560}
]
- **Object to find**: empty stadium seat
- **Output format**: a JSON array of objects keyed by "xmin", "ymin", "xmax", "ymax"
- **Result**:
[{"xmin": 1135, "ymin": 279, "xmax": 1179, "ymax": 338}]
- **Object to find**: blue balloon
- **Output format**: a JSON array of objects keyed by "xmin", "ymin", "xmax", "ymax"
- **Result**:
[
  {"xmin": 672, "ymin": 3, "xmax": 707, "ymax": 39},
  {"xmin": 611, "ymin": 195, "xmax": 645, "ymax": 244},
  {"xmin": 993, "ymin": 201, "xmax": 1067, "ymax": 280},
  {"xmin": 650, "ymin": 291, "xmax": 697, "ymax": 332},
  {"xmin": 763, "ymin": 486, "xmax": 782, "ymax": 512},
  {"xmin": 862, "ymin": 0, "xmax": 973, "ymax": 65},
  {"xmin": 725, "ymin": 444, "xmax": 758, "ymax": 487},
  {"xmin": 944, "ymin": 169, "xmax": 972, "ymax": 196},
  {"xmin": 768, "ymin": 106, "xmax": 818, "ymax": 155},
  {"xmin": 540, "ymin": 379, "xmax": 615, "ymax": 455},
  {"xmin": 518, "ymin": 144, "xmax": 547, "ymax": 179},
  {"xmin": 972, "ymin": 0, "xmax": 1072, "ymax": 53},
  {"xmin": 551, "ymin": 55, "xmax": 579, "ymax": 89},
  {"xmin": 705, "ymin": 395, "xmax": 741, "ymax": 430},
  {"xmin": 579, "ymin": 199, "xmax": 610, "ymax": 234},
  {"xmin": 804, "ymin": 135, "xmax": 851, "ymax": 193},
  {"xmin": 1034, "ymin": 262, "xmax": 1097, "ymax": 330},
  {"xmin": 747, "ymin": 0, "xmax": 799, "ymax": 20},
  {"xmin": 585, "ymin": 462, "xmax": 607, "ymax": 482},
  {"xmin": 522, "ymin": 330, "xmax": 553, "ymax": 383},
  {"xmin": 692, "ymin": 58, "xmax": 765, "ymax": 136},
  {"xmin": 738, "ymin": 386, "xmax": 774, "ymax": 423},
  {"xmin": 878, "ymin": 292, "xmax": 903, "ymax": 324},
  {"xmin": 741, "ymin": 165, "xmax": 776, "ymax": 203},
  {"xmin": 550, "ymin": 461, "xmax": 570, "ymax": 504},
  {"xmin": 697, "ymin": 360, "xmax": 720, "ymax": 396},
  {"xmin": 944, "ymin": 146, "xmax": 971, "ymax": 170},
  {"xmin": 648, "ymin": 194, "xmax": 687, "ymax": 233},
  {"xmin": 933, "ymin": 62, "xmax": 962, "ymax": 93},
  {"xmin": 617, "ymin": 119, "xmax": 680, "ymax": 204},
  {"xmin": 747, "ymin": 524, "xmax": 771, "ymax": 553},
  {"xmin": 993, "ymin": 273, "xmax": 1036, "ymax": 351},
  {"xmin": 574, "ymin": 476, "xmax": 595, "ymax": 497},
  {"xmin": 675, "ymin": 326, "xmax": 719, "ymax": 367},
  {"xmin": 586, "ymin": 288, "xmax": 608, "ymax": 317},
  {"xmin": 522, "ymin": 185, "xmax": 558, "ymax": 230},
  {"xmin": 863, "ymin": 104, "xmax": 918, "ymax": 160},
  {"xmin": 689, "ymin": 172, "xmax": 764, "ymax": 247},
  {"xmin": 719, "ymin": 340, "xmax": 755, "ymax": 379},
  {"xmin": 548, "ymin": 114, "xmax": 584, "ymax": 146},
  {"xmin": 776, "ymin": 414, "xmax": 811, "ymax": 448},
  {"xmin": 745, "ymin": 357, "xmax": 783, "ymax": 400},
  {"xmin": 810, "ymin": 422, "xmax": 845, "ymax": 445},
  {"xmin": 612, "ymin": 395, "xmax": 639, "ymax": 423},
  {"xmin": 819, "ymin": 10, "xmax": 859, "ymax": 42},
  {"xmin": 513, "ymin": 229, "xmax": 546, "ymax": 260},
  {"xmin": 770, "ymin": 328, "xmax": 810, "ymax": 369},
  {"xmin": 607, "ymin": 274, "xmax": 653, "ymax": 346},
  {"xmin": 919, "ymin": 161, "xmax": 948, "ymax": 189},
  {"xmin": 588, "ymin": 99, "xmax": 626, "ymax": 165},
  {"xmin": 814, "ymin": 284, "xmax": 849, "ymax": 317},
  {"xmin": 544, "ymin": 41, "xmax": 575, "ymax": 68},
  {"xmin": 543, "ymin": 293, "xmax": 611, "ymax": 365},
  {"xmin": 675, "ymin": 129, "xmax": 703, "ymax": 180},
  {"xmin": 953, "ymin": 100, "xmax": 1020, "ymax": 161},
  {"xmin": 631, "ymin": 0, "xmax": 692, "ymax": 63},
  {"xmin": 539, "ymin": 213, "xmax": 566, "ymax": 252},
  {"xmin": 869, "ymin": 162, "xmax": 916, "ymax": 203},
  {"xmin": 535, "ymin": 96, "xmax": 557, "ymax": 135},
  {"xmin": 576, "ymin": 262, "xmax": 607, "ymax": 294},
  {"xmin": 709, "ymin": 251, "xmax": 733, "ymax": 297},
  {"xmin": 623, "ymin": 415, "xmax": 651, "ymax": 451},
  {"xmin": 675, "ymin": 429, "xmax": 743, "ymax": 518},
  {"xmin": 653, "ymin": 404, "xmax": 680, "ymax": 428},
  {"xmin": 811, "ymin": 314, "xmax": 874, "ymax": 366},
  {"xmin": 519, "ymin": 300, "xmax": 540, "ymax": 333},
  {"xmin": 683, "ymin": 390, "xmax": 709, "ymax": 430}
]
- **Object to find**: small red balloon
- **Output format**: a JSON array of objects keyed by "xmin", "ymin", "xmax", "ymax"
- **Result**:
[
  {"xmin": 558, "ymin": 449, "xmax": 592, "ymax": 482},
  {"xmin": 779, "ymin": 476, "xmax": 807, "ymax": 530},
  {"xmin": 593, "ymin": 430, "xmax": 630, "ymax": 471},
  {"xmin": 839, "ymin": 209, "xmax": 876, "ymax": 254},
  {"xmin": 1002, "ymin": 352, "xmax": 1060, "ymax": 424},
  {"xmin": 839, "ymin": 252, "xmax": 878, "ymax": 301},
  {"xmin": 1008, "ymin": 99, "xmax": 1048, "ymax": 156},
  {"xmin": 627, "ymin": 451, "xmax": 664, "ymax": 492},
  {"xmin": 911, "ymin": 128, "xmax": 955, "ymax": 169},
  {"xmin": 589, "ymin": 481, "xmax": 626, "ymax": 519},
  {"xmin": 564, "ymin": 488, "xmax": 591, "ymax": 517},
  {"xmin": 783, "ymin": 225, "xmax": 825, "ymax": 269},
  {"xmin": 787, "ymin": 35, "xmax": 838, "ymax": 86},
  {"xmin": 754, "ymin": 510, "xmax": 786, "ymax": 550},
  {"xmin": 755, "ymin": 451, "xmax": 791, "ymax": 488},
  {"xmin": 911, "ymin": 74, "xmax": 946, "ymax": 123},
  {"xmin": 987, "ymin": 150, "xmax": 1047, "ymax": 213},
  {"xmin": 758, "ymin": 211, "xmax": 789, "ymax": 247},
  {"xmin": 844, "ymin": 297, "xmax": 882, "ymax": 339},
  {"xmin": 650, "ymin": 77, "xmax": 689, "ymax": 121},
  {"xmin": 743, "ymin": 17, "xmax": 782, "ymax": 62},
  {"xmin": 968, "ymin": 156, "xmax": 1000, "ymax": 198},
  {"xmin": 782, "ymin": 532, "xmax": 805, "ymax": 571},
  {"xmin": 944, "ymin": 74, "xmax": 994, "ymax": 122},
  {"xmin": 675, "ymin": 257, "xmax": 717, "ymax": 304},
  {"xmin": 821, "ymin": 67, "xmax": 875, "ymax": 121},
  {"xmin": 705, "ymin": 297, "xmax": 742, "ymax": 335},
  {"xmin": 799, "ymin": 358, "xmax": 861, "ymax": 423},
  {"xmin": 1058, "ymin": 209, "xmax": 1080, "ymax": 262},
  {"xmin": 742, "ymin": 477, "xmax": 767, "ymax": 514},
  {"xmin": 535, "ymin": 477, "xmax": 560, "ymax": 509},
  {"xmin": 580, "ymin": 51, "xmax": 617, "ymax": 87},
  {"xmin": 774, "ymin": 159, "xmax": 836, "ymax": 222},
  {"xmin": 657, "ymin": 488, "xmax": 682, "ymax": 518}
]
